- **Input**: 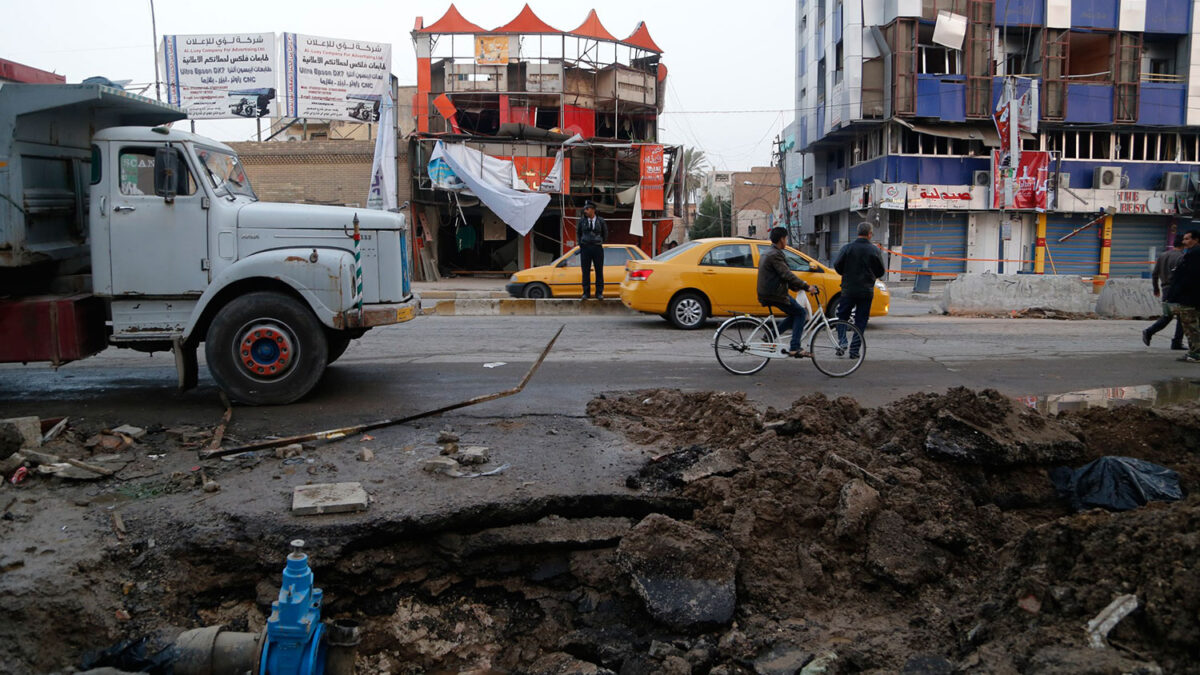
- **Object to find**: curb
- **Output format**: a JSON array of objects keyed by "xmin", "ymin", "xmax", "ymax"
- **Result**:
[
  {"xmin": 429, "ymin": 298, "xmax": 640, "ymax": 316},
  {"xmin": 419, "ymin": 290, "xmax": 509, "ymax": 300}
]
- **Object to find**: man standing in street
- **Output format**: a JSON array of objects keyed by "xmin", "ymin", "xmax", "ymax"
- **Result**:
[
  {"xmin": 1166, "ymin": 229, "xmax": 1200, "ymax": 363},
  {"xmin": 578, "ymin": 201, "xmax": 608, "ymax": 300},
  {"xmin": 1142, "ymin": 233, "xmax": 1186, "ymax": 349},
  {"xmin": 833, "ymin": 222, "xmax": 886, "ymax": 358},
  {"xmin": 758, "ymin": 227, "xmax": 819, "ymax": 357}
]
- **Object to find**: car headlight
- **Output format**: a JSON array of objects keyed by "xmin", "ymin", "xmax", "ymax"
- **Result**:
[
  {"xmin": 509, "ymin": 274, "xmax": 519, "ymax": 283},
  {"xmin": 875, "ymin": 279, "xmax": 888, "ymax": 291}
]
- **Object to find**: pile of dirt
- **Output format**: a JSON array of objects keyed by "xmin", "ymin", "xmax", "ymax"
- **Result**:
[{"xmin": 590, "ymin": 386, "xmax": 1199, "ymax": 673}]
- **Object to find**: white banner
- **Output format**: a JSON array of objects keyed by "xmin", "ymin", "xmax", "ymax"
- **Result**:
[
  {"xmin": 429, "ymin": 142, "xmax": 550, "ymax": 236},
  {"xmin": 282, "ymin": 33, "xmax": 391, "ymax": 122},
  {"xmin": 367, "ymin": 91, "xmax": 397, "ymax": 211},
  {"xmin": 162, "ymin": 33, "xmax": 277, "ymax": 119}
]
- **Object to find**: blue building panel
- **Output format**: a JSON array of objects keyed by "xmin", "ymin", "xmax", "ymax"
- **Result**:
[
  {"xmin": 1139, "ymin": 83, "xmax": 1186, "ymax": 126},
  {"xmin": 916, "ymin": 75, "xmax": 967, "ymax": 121},
  {"xmin": 1072, "ymin": 0, "xmax": 1119, "ymax": 29},
  {"xmin": 1045, "ymin": 215, "xmax": 1101, "ymax": 275},
  {"xmin": 1057, "ymin": 161, "xmax": 1192, "ymax": 191},
  {"xmin": 994, "ymin": 0, "xmax": 1044, "ymax": 25},
  {"xmin": 847, "ymin": 156, "xmax": 990, "ymax": 188},
  {"xmin": 991, "ymin": 76, "xmax": 1036, "ymax": 109},
  {"xmin": 1145, "ymin": 0, "xmax": 1191, "ymax": 33},
  {"xmin": 902, "ymin": 213, "xmax": 968, "ymax": 275},
  {"xmin": 1065, "ymin": 84, "xmax": 1114, "ymax": 124}
]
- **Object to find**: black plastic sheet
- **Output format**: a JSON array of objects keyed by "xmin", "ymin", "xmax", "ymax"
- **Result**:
[{"xmin": 1050, "ymin": 456, "xmax": 1184, "ymax": 512}]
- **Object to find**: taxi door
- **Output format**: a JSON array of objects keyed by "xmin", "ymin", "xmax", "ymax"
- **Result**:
[{"xmin": 697, "ymin": 243, "xmax": 759, "ymax": 314}]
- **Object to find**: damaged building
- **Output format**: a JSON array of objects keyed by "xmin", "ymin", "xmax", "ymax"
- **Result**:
[{"xmin": 407, "ymin": 4, "xmax": 682, "ymax": 277}]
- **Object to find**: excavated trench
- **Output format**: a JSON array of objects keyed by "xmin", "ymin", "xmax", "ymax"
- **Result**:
[{"xmin": 8, "ymin": 386, "xmax": 1200, "ymax": 674}]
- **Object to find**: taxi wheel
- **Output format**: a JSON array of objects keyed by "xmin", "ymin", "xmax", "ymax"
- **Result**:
[
  {"xmin": 826, "ymin": 293, "xmax": 842, "ymax": 316},
  {"xmin": 668, "ymin": 291, "xmax": 708, "ymax": 330},
  {"xmin": 524, "ymin": 282, "xmax": 550, "ymax": 299}
]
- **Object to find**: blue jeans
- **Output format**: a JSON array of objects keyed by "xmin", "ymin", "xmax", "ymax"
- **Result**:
[
  {"xmin": 836, "ymin": 292, "xmax": 873, "ymax": 356},
  {"xmin": 770, "ymin": 297, "xmax": 809, "ymax": 352}
]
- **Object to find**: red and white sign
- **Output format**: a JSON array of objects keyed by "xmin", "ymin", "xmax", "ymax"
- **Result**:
[
  {"xmin": 907, "ymin": 184, "xmax": 974, "ymax": 210},
  {"xmin": 639, "ymin": 145, "xmax": 665, "ymax": 210},
  {"xmin": 1115, "ymin": 190, "xmax": 1179, "ymax": 215},
  {"xmin": 992, "ymin": 150, "xmax": 1050, "ymax": 211}
]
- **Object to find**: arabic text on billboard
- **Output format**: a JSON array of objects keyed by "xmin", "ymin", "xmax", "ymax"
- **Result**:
[
  {"xmin": 283, "ymin": 33, "xmax": 391, "ymax": 122},
  {"xmin": 162, "ymin": 33, "xmax": 277, "ymax": 120}
]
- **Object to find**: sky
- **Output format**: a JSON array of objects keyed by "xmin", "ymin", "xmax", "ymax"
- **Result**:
[{"xmin": 1, "ymin": 0, "xmax": 796, "ymax": 171}]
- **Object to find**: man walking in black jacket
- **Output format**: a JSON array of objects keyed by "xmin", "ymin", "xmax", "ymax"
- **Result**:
[
  {"xmin": 1142, "ymin": 233, "xmax": 1186, "ymax": 349},
  {"xmin": 1166, "ymin": 229, "xmax": 1200, "ymax": 363},
  {"xmin": 578, "ymin": 201, "xmax": 608, "ymax": 299},
  {"xmin": 833, "ymin": 222, "xmax": 886, "ymax": 358}
]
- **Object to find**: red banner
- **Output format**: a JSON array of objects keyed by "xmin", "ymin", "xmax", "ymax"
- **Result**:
[
  {"xmin": 505, "ymin": 156, "xmax": 570, "ymax": 194},
  {"xmin": 992, "ymin": 150, "xmax": 1049, "ymax": 211},
  {"xmin": 640, "ymin": 144, "xmax": 665, "ymax": 210}
]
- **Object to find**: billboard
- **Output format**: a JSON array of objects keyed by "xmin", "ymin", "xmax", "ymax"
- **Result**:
[
  {"xmin": 282, "ymin": 33, "xmax": 391, "ymax": 122},
  {"xmin": 992, "ymin": 150, "xmax": 1050, "ymax": 211},
  {"xmin": 161, "ymin": 33, "xmax": 277, "ymax": 119}
]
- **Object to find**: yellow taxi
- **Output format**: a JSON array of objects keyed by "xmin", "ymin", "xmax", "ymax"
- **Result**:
[
  {"xmin": 619, "ymin": 237, "xmax": 890, "ymax": 329},
  {"xmin": 506, "ymin": 244, "xmax": 649, "ymax": 298}
]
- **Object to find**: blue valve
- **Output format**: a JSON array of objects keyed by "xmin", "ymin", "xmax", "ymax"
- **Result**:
[{"xmin": 261, "ymin": 539, "xmax": 326, "ymax": 675}]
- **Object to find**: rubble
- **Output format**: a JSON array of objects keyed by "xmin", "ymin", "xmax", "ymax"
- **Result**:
[
  {"xmin": 1, "ymin": 416, "xmax": 41, "ymax": 449},
  {"xmin": 455, "ymin": 446, "xmax": 490, "ymax": 466},
  {"xmin": 291, "ymin": 482, "xmax": 369, "ymax": 515}
]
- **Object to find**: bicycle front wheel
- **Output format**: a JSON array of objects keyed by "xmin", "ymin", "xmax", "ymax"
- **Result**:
[
  {"xmin": 714, "ymin": 317, "xmax": 772, "ymax": 375},
  {"xmin": 809, "ymin": 319, "xmax": 865, "ymax": 377}
]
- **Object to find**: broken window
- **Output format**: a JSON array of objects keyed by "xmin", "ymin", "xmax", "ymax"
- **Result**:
[
  {"xmin": 917, "ymin": 25, "xmax": 962, "ymax": 74},
  {"xmin": 1067, "ymin": 32, "xmax": 1113, "ymax": 82},
  {"xmin": 835, "ymin": 41, "xmax": 844, "ymax": 84},
  {"xmin": 1143, "ymin": 36, "xmax": 1182, "ymax": 80},
  {"xmin": 817, "ymin": 58, "xmax": 827, "ymax": 101}
]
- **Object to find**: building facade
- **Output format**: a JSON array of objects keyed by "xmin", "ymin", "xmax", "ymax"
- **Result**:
[
  {"xmin": 732, "ymin": 167, "xmax": 782, "ymax": 238},
  {"xmin": 407, "ymin": 4, "xmax": 680, "ymax": 275},
  {"xmin": 792, "ymin": 0, "xmax": 1200, "ymax": 279}
]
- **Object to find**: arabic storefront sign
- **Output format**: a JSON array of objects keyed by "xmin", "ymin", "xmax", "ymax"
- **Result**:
[
  {"xmin": 876, "ymin": 183, "xmax": 906, "ymax": 210},
  {"xmin": 162, "ymin": 33, "xmax": 277, "ymax": 119},
  {"xmin": 1115, "ymin": 190, "xmax": 1178, "ymax": 215},
  {"xmin": 907, "ymin": 184, "xmax": 974, "ymax": 210},
  {"xmin": 282, "ymin": 33, "xmax": 391, "ymax": 122},
  {"xmin": 992, "ymin": 150, "xmax": 1049, "ymax": 211},
  {"xmin": 639, "ymin": 145, "xmax": 665, "ymax": 210}
]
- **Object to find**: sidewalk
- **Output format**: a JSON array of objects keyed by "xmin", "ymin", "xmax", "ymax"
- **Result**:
[{"xmin": 413, "ymin": 277, "xmax": 638, "ymax": 316}]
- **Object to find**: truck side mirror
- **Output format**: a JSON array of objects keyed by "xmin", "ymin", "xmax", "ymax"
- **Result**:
[{"xmin": 154, "ymin": 147, "xmax": 179, "ymax": 203}]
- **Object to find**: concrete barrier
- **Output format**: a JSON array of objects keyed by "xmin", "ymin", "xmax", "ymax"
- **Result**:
[
  {"xmin": 940, "ymin": 272, "xmax": 1098, "ymax": 314},
  {"xmin": 1095, "ymin": 278, "xmax": 1162, "ymax": 318}
]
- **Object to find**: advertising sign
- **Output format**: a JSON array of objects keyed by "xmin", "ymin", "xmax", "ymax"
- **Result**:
[
  {"xmin": 282, "ymin": 33, "xmax": 391, "ymax": 122},
  {"xmin": 992, "ymin": 150, "xmax": 1050, "ymax": 211},
  {"xmin": 876, "ymin": 182, "xmax": 906, "ymax": 210},
  {"xmin": 475, "ymin": 36, "xmax": 510, "ymax": 65},
  {"xmin": 1115, "ymin": 190, "xmax": 1179, "ymax": 215},
  {"xmin": 162, "ymin": 33, "xmax": 277, "ymax": 119},
  {"xmin": 639, "ymin": 145, "xmax": 665, "ymax": 210},
  {"xmin": 907, "ymin": 185, "xmax": 974, "ymax": 210}
]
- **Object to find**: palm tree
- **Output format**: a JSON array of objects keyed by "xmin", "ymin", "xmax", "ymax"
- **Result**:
[{"xmin": 681, "ymin": 147, "xmax": 708, "ymax": 234}]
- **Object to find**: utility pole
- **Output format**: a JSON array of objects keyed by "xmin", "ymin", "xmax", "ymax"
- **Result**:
[
  {"xmin": 773, "ymin": 135, "xmax": 794, "ymax": 243},
  {"xmin": 150, "ymin": 0, "xmax": 161, "ymax": 101}
]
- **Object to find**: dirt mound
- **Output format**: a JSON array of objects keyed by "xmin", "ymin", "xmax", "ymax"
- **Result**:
[{"xmin": 593, "ymin": 387, "xmax": 1197, "ymax": 672}]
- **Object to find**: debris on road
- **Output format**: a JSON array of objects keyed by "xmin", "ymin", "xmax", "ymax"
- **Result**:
[
  {"xmin": 436, "ymin": 430, "xmax": 459, "ymax": 443},
  {"xmin": 1051, "ymin": 456, "xmax": 1183, "ymax": 511},
  {"xmin": 421, "ymin": 456, "xmax": 460, "ymax": 475},
  {"xmin": 1, "ymin": 416, "xmax": 42, "ymax": 449},
  {"xmin": 454, "ymin": 446, "xmax": 490, "ymax": 466},
  {"xmin": 41, "ymin": 418, "xmax": 69, "ymax": 443},
  {"xmin": 1086, "ymin": 594, "xmax": 1140, "ymax": 648},
  {"xmin": 275, "ymin": 443, "xmax": 304, "ymax": 459},
  {"xmin": 110, "ymin": 425, "xmax": 146, "ymax": 440},
  {"xmin": 291, "ymin": 482, "xmax": 369, "ymax": 515},
  {"xmin": 483, "ymin": 362, "xmax": 506, "ymax": 368},
  {"xmin": 357, "ymin": 448, "xmax": 374, "ymax": 462}
]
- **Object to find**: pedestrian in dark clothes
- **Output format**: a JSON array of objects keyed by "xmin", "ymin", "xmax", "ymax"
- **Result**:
[
  {"xmin": 1143, "ymin": 233, "xmax": 1186, "ymax": 349},
  {"xmin": 1165, "ymin": 229, "xmax": 1200, "ymax": 363},
  {"xmin": 578, "ymin": 201, "xmax": 608, "ymax": 299},
  {"xmin": 833, "ymin": 222, "xmax": 886, "ymax": 358}
]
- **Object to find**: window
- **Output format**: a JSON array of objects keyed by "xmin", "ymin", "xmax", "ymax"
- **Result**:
[
  {"xmin": 701, "ymin": 244, "xmax": 755, "ymax": 268},
  {"xmin": 603, "ymin": 248, "xmax": 632, "ymax": 265},
  {"xmin": 835, "ymin": 41, "xmax": 844, "ymax": 84},
  {"xmin": 757, "ymin": 245, "xmax": 813, "ymax": 271},
  {"xmin": 118, "ymin": 147, "xmax": 196, "ymax": 197},
  {"xmin": 817, "ymin": 59, "xmax": 826, "ymax": 102},
  {"xmin": 90, "ymin": 145, "xmax": 101, "ymax": 185},
  {"xmin": 195, "ymin": 147, "xmax": 254, "ymax": 199}
]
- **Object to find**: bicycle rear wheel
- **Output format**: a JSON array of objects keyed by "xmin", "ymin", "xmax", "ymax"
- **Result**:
[
  {"xmin": 714, "ymin": 317, "xmax": 772, "ymax": 375},
  {"xmin": 809, "ymin": 319, "xmax": 865, "ymax": 377}
]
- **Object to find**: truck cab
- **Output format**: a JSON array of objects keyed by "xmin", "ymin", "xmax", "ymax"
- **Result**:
[{"xmin": 0, "ymin": 83, "xmax": 418, "ymax": 404}]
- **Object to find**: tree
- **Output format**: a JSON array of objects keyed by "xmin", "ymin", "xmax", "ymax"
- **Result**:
[
  {"xmin": 689, "ymin": 193, "xmax": 731, "ymax": 240},
  {"xmin": 681, "ymin": 147, "xmax": 708, "ymax": 234}
]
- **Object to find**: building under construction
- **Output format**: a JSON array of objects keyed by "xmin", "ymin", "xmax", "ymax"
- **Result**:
[{"xmin": 407, "ymin": 4, "xmax": 682, "ymax": 278}]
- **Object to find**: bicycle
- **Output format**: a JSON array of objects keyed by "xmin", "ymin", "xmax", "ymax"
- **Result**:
[{"xmin": 712, "ymin": 288, "xmax": 866, "ymax": 377}]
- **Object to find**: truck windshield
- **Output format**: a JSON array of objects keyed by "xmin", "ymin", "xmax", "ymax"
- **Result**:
[{"xmin": 196, "ymin": 147, "xmax": 256, "ymax": 200}]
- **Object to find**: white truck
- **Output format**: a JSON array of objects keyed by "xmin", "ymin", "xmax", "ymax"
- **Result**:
[{"xmin": 0, "ymin": 83, "xmax": 419, "ymax": 404}]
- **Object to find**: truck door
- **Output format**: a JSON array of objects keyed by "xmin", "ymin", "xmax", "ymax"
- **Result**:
[{"xmin": 108, "ymin": 145, "xmax": 209, "ymax": 295}]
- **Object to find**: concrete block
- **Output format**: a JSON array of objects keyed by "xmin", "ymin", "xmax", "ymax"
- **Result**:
[
  {"xmin": 455, "ymin": 446, "xmax": 490, "ymax": 465},
  {"xmin": 941, "ymin": 273, "xmax": 1097, "ymax": 314},
  {"xmin": 0, "ymin": 417, "xmax": 42, "ymax": 449},
  {"xmin": 1095, "ymin": 278, "xmax": 1161, "ymax": 318},
  {"xmin": 111, "ymin": 424, "xmax": 147, "ymax": 440},
  {"xmin": 291, "ymin": 482, "xmax": 369, "ymax": 515}
]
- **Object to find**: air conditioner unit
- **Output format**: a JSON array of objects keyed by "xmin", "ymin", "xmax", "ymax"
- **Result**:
[
  {"xmin": 833, "ymin": 178, "xmax": 849, "ymax": 193},
  {"xmin": 1163, "ymin": 171, "xmax": 1190, "ymax": 192},
  {"xmin": 1094, "ymin": 166, "xmax": 1123, "ymax": 189},
  {"xmin": 972, "ymin": 170, "xmax": 991, "ymax": 187},
  {"xmin": 815, "ymin": 186, "xmax": 830, "ymax": 199},
  {"xmin": 1046, "ymin": 173, "xmax": 1070, "ymax": 189}
]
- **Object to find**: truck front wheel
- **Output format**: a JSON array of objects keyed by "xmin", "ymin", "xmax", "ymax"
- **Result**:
[{"xmin": 205, "ymin": 291, "xmax": 328, "ymax": 405}]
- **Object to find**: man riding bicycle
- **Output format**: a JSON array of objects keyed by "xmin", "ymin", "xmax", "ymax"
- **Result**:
[{"xmin": 758, "ymin": 227, "xmax": 819, "ymax": 358}]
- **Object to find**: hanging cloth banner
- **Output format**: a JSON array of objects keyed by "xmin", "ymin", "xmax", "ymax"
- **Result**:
[
  {"xmin": 428, "ymin": 141, "xmax": 550, "ymax": 236},
  {"xmin": 639, "ymin": 145, "xmax": 665, "ymax": 210},
  {"xmin": 630, "ymin": 182, "xmax": 644, "ymax": 236},
  {"xmin": 367, "ymin": 91, "xmax": 397, "ymax": 211}
]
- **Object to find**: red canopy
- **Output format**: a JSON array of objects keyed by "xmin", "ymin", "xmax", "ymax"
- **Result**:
[
  {"xmin": 567, "ymin": 9, "xmax": 617, "ymax": 42},
  {"xmin": 622, "ymin": 21, "xmax": 663, "ymax": 53},
  {"xmin": 492, "ymin": 4, "xmax": 562, "ymax": 34},
  {"xmin": 416, "ymin": 3, "xmax": 486, "ymax": 34}
]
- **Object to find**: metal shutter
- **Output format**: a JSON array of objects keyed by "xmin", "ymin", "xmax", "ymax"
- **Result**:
[
  {"xmin": 901, "ymin": 213, "xmax": 967, "ymax": 274},
  {"xmin": 1110, "ymin": 217, "xmax": 1172, "ymax": 278},
  {"xmin": 1044, "ymin": 215, "xmax": 1101, "ymax": 275}
]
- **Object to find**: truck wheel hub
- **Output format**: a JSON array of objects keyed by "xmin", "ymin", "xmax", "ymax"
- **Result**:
[{"xmin": 238, "ymin": 324, "xmax": 294, "ymax": 377}]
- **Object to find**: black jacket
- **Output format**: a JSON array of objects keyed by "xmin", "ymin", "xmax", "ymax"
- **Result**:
[
  {"xmin": 1166, "ymin": 246, "xmax": 1200, "ymax": 307},
  {"xmin": 578, "ymin": 214, "xmax": 608, "ymax": 246},
  {"xmin": 833, "ymin": 237, "xmax": 886, "ymax": 296},
  {"xmin": 757, "ymin": 246, "xmax": 811, "ymax": 307}
]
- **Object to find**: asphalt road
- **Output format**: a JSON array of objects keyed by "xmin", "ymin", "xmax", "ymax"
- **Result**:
[{"xmin": 1, "ymin": 298, "xmax": 1196, "ymax": 431}]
